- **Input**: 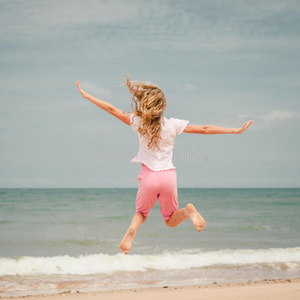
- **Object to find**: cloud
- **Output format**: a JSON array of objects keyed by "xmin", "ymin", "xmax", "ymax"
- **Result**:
[
  {"xmin": 0, "ymin": 1, "xmax": 140, "ymax": 34},
  {"xmin": 80, "ymin": 82, "xmax": 112, "ymax": 98},
  {"xmin": 238, "ymin": 114, "xmax": 255, "ymax": 120},
  {"xmin": 184, "ymin": 83, "xmax": 196, "ymax": 91},
  {"xmin": 238, "ymin": 110, "xmax": 300, "ymax": 127},
  {"xmin": 261, "ymin": 110, "xmax": 300, "ymax": 122},
  {"xmin": 1, "ymin": 0, "xmax": 299, "ymax": 52}
]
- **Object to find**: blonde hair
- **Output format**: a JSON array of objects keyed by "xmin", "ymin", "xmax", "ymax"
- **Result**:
[{"xmin": 123, "ymin": 74, "xmax": 166, "ymax": 150}]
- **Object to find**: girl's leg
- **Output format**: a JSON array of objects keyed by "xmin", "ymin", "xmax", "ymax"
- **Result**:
[
  {"xmin": 164, "ymin": 208, "xmax": 187, "ymax": 227},
  {"xmin": 119, "ymin": 212, "xmax": 147, "ymax": 254},
  {"xmin": 165, "ymin": 203, "xmax": 206, "ymax": 232}
]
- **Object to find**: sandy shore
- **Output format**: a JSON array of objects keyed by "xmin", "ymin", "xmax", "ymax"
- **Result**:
[{"xmin": 2, "ymin": 278, "xmax": 299, "ymax": 300}]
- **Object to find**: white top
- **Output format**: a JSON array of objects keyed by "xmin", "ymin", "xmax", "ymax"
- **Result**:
[{"xmin": 130, "ymin": 113, "xmax": 189, "ymax": 171}]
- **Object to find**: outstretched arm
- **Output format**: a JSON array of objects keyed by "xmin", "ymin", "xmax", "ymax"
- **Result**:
[
  {"xmin": 76, "ymin": 81, "xmax": 130, "ymax": 125},
  {"xmin": 184, "ymin": 120, "xmax": 253, "ymax": 134}
]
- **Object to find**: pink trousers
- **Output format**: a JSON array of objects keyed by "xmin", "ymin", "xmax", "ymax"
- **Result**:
[{"xmin": 135, "ymin": 164, "xmax": 178, "ymax": 220}]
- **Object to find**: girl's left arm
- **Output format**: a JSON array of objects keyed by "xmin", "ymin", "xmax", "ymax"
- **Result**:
[
  {"xmin": 76, "ymin": 81, "xmax": 130, "ymax": 125},
  {"xmin": 184, "ymin": 120, "xmax": 253, "ymax": 134}
]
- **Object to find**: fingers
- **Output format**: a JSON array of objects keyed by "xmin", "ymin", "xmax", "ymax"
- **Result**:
[
  {"xmin": 236, "ymin": 120, "xmax": 253, "ymax": 134},
  {"xmin": 76, "ymin": 81, "xmax": 88, "ymax": 98},
  {"xmin": 76, "ymin": 81, "xmax": 83, "ymax": 94},
  {"xmin": 246, "ymin": 120, "xmax": 253, "ymax": 129},
  {"xmin": 241, "ymin": 120, "xmax": 253, "ymax": 132}
]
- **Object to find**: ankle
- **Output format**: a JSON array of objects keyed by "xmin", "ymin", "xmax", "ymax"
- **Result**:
[
  {"xmin": 184, "ymin": 203, "xmax": 193, "ymax": 216},
  {"xmin": 127, "ymin": 226, "xmax": 137, "ymax": 234}
]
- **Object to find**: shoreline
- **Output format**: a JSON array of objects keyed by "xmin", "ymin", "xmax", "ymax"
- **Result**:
[{"xmin": 2, "ymin": 278, "xmax": 299, "ymax": 300}]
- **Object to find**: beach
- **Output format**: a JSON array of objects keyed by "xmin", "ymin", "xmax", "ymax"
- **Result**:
[
  {"xmin": 1, "ymin": 188, "xmax": 299, "ymax": 297},
  {"xmin": 1, "ymin": 279, "xmax": 299, "ymax": 300}
]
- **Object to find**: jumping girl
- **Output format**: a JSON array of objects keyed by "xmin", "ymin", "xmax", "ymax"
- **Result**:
[{"xmin": 76, "ymin": 76, "xmax": 253, "ymax": 255}]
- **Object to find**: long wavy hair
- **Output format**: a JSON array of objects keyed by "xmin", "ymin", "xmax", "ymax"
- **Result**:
[{"xmin": 123, "ymin": 74, "xmax": 166, "ymax": 150}]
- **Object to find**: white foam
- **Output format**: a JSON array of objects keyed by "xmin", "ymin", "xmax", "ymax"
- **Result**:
[{"xmin": 1, "ymin": 247, "xmax": 299, "ymax": 276}]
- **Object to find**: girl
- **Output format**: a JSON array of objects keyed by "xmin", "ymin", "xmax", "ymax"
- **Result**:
[{"xmin": 76, "ymin": 76, "xmax": 253, "ymax": 255}]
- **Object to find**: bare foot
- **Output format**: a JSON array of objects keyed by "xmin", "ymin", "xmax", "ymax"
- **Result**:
[
  {"xmin": 119, "ymin": 226, "xmax": 136, "ymax": 255},
  {"xmin": 185, "ymin": 203, "xmax": 206, "ymax": 232}
]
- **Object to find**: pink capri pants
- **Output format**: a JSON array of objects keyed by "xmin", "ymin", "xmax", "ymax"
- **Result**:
[{"xmin": 135, "ymin": 164, "xmax": 178, "ymax": 220}]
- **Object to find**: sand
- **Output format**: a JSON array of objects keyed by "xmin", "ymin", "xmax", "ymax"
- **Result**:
[{"xmin": 2, "ymin": 278, "xmax": 299, "ymax": 300}]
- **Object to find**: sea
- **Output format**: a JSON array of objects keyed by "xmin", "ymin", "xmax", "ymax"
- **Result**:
[{"xmin": 0, "ymin": 188, "xmax": 299, "ymax": 296}]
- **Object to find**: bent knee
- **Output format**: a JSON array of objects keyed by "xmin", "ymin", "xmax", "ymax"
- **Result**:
[{"xmin": 164, "ymin": 219, "xmax": 176, "ymax": 228}]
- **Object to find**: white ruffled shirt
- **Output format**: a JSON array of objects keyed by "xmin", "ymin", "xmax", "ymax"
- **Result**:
[{"xmin": 130, "ymin": 114, "xmax": 189, "ymax": 171}]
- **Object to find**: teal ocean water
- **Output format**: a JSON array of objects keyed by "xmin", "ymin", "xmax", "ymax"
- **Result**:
[{"xmin": 0, "ymin": 188, "xmax": 299, "ymax": 296}]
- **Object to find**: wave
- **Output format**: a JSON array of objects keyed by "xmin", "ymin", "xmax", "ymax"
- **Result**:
[{"xmin": 0, "ymin": 247, "xmax": 299, "ymax": 276}]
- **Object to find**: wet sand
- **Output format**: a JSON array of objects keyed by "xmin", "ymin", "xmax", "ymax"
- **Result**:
[{"xmin": 2, "ymin": 278, "xmax": 299, "ymax": 300}]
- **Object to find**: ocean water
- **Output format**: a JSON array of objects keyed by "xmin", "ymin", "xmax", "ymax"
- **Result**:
[{"xmin": 0, "ymin": 188, "xmax": 299, "ymax": 296}]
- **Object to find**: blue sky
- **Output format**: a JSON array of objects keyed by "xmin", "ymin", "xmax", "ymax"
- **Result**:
[{"xmin": 1, "ymin": 0, "xmax": 299, "ymax": 188}]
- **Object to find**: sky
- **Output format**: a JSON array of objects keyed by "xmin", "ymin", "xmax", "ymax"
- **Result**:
[{"xmin": 0, "ymin": 0, "xmax": 299, "ymax": 188}]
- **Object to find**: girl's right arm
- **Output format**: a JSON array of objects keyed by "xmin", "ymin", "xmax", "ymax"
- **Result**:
[
  {"xmin": 76, "ymin": 81, "xmax": 130, "ymax": 126},
  {"xmin": 184, "ymin": 120, "xmax": 253, "ymax": 134}
]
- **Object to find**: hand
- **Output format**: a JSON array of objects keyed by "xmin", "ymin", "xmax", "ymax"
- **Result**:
[
  {"xmin": 235, "ymin": 120, "xmax": 253, "ymax": 134},
  {"xmin": 76, "ymin": 81, "xmax": 88, "ymax": 98}
]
